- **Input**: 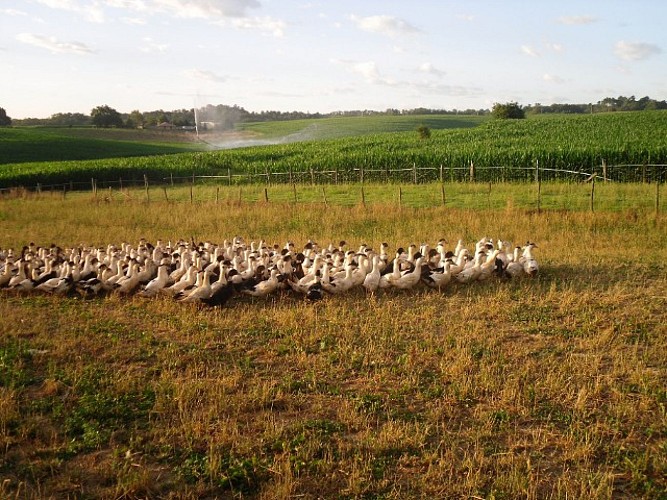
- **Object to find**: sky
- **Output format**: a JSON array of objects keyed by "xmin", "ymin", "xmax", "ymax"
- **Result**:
[{"xmin": 1, "ymin": 0, "xmax": 666, "ymax": 119}]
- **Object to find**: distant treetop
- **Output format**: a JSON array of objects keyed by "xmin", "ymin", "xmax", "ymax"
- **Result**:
[
  {"xmin": 492, "ymin": 102, "xmax": 526, "ymax": 120},
  {"xmin": 0, "ymin": 107, "xmax": 11, "ymax": 127}
]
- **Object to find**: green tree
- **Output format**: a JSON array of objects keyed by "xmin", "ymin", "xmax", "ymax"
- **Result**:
[
  {"xmin": 492, "ymin": 101, "xmax": 525, "ymax": 119},
  {"xmin": 416, "ymin": 125, "xmax": 431, "ymax": 139},
  {"xmin": 91, "ymin": 105, "xmax": 123, "ymax": 128},
  {"xmin": 127, "ymin": 110, "xmax": 144, "ymax": 128},
  {"xmin": 49, "ymin": 112, "xmax": 90, "ymax": 127},
  {"xmin": 0, "ymin": 107, "xmax": 12, "ymax": 126}
]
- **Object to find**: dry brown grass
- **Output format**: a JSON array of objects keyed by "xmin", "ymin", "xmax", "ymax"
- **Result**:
[{"xmin": 0, "ymin": 192, "xmax": 665, "ymax": 498}]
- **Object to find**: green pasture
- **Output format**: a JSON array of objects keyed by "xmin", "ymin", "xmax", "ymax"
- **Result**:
[
  {"xmin": 1, "ymin": 111, "xmax": 665, "ymax": 189},
  {"xmin": 4, "ymin": 181, "xmax": 662, "ymax": 219},
  {"xmin": 0, "ymin": 127, "xmax": 202, "ymax": 165}
]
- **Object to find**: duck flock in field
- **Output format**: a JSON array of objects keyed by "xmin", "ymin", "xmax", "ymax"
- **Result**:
[{"xmin": 0, "ymin": 237, "xmax": 539, "ymax": 306}]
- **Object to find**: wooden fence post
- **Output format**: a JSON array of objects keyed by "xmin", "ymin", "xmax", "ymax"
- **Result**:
[
  {"xmin": 144, "ymin": 174, "xmax": 149, "ymax": 203},
  {"xmin": 439, "ymin": 164, "xmax": 444, "ymax": 183},
  {"xmin": 590, "ymin": 175, "xmax": 596, "ymax": 212},
  {"xmin": 360, "ymin": 166, "xmax": 364, "ymax": 183},
  {"xmin": 264, "ymin": 187, "xmax": 269, "ymax": 203},
  {"xmin": 469, "ymin": 160, "xmax": 475, "ymax": 182},
  {"xmin": 163, "ymin": 186, "xmax": 169, "ymax": 202},
  {"xmin": 536, "ymin": 159, "xmax": 541, "ymax": 213},
  {"xmin": 360, "ymin": 185, "xmax": 366, "ymax": 206},
  {"xmin": 190, "ymin": 184, "xmax": 193, "ymax": 204},
  {"xmin": 642, "ymin": 163, "xmax": 647, "ymax": 184},
  {"xmin": 488, "ymin": 182, "xmax": 492, "ymax": 210},
  {"xmin": 398, "ymin": 186, "xmax": 402, "ymax": 206},
  {"xmin": 413, "ymin": 162, "xmax": 417, "ymax": 184},
  {"xmin": 441, "ymin": 182, "xmax": 446, "ymax": 206},
  {"xmin": 170, "ymin": 173, "xmax": 174, "ymax": 186},
  {"xmin": 602, "ymin": 159, "xmax": 607, "ymax": 182},
  {"xmin": 216, "ymin": 186, "xmax": 220, "ymax": 204}
]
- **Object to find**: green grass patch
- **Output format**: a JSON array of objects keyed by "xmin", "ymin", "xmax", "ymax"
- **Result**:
[{"xmin": 0, "ymin": 127, "xmax": 202, "ymax": 165}]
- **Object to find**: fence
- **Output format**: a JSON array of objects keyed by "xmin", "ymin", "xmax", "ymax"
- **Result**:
[
  {"xmin": 3, "ymin": 162, "xmax": 665, "ymax": 192},
  {"xmin": 1, "ymin": 162, "xmax": 665, "ymax": 212}
]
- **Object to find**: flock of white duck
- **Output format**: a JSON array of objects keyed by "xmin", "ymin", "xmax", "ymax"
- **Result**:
[{"xmin": 0, "ymin": 237, "xmax": 539, "ymax": 306}]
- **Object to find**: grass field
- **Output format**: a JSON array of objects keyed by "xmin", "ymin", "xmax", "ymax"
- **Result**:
[
  {"xmin": 2, "ymin": 111, "xmax": 665, "ymax": 188},
  {"xmin": 0, "ymin": 127, "xmax": 204, "ymax": 165},
  {"xmin": 236, "ymin": 114, "xmax": 487, "ymax": 140},
  {"xmin": 0, "ymin": 193, "xmax": 666, "ymax": 498}
]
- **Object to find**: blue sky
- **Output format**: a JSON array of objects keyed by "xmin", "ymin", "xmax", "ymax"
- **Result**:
[{"xmin": 1, "ymin": 0, "xmax": 665, "ymax": 118}]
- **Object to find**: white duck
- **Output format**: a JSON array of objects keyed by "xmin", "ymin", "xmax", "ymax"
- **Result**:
[
  {"xmin": 505, "ymin": 247, "xmax": 524, "ymax": 279},
  {"xmin": 362, "ymin": 255, "xmax": 382, "ymax": 293},
  {"xmin": 242, "ymin": 268, "xmax": 282, "ymax": 298},
  {"xmin": 179, "ymin": 271, "xmax": 213, "ymax": 303},
  {"xmin": 139, "ymin": 264, "xmax": 171, "ymax": 297},
  {"xmin": 423, "ymin": 261, "xmax": 452, "ymax": 290},
  {"xmin": 521, "ymin": 242, "xmax": 539, "ymax": 277},
  {"xmin": 455, "ymin": 251, "xmax": 485, "ymax": 284},
  {"xmin": 391, "ymin": 256, "xmax": 423, "ymax": 290}
]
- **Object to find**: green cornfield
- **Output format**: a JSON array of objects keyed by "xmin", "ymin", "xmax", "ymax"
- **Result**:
[{"xmin": 1, "ymin": 111, "xmax": 666, "ymax": 189}]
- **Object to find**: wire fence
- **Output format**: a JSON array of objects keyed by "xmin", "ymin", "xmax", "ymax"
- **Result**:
[
  {"xmin": 2, "ymin": 162, "xmax": 665, "ymax": 192},
  {"xmin": 1, "ymin": 163, "xmax": 665, "ymax": 212}
]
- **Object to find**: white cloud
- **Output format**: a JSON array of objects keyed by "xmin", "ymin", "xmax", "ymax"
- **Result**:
[
  {"xmin": 35, "ymin": 0, "xmax": 262, "ymax": 22},
  {"xmin": 332, "ymin": 59, "xmax": 481, "ymax": 97},
  {"xmin": 105, "ymin": 0, "xmax": 149, "ymax": 10},
  {"xmin": 456, "ymin": 14, "xmax": 474, "ymax": 22},
  {"xmin": 2, "ymin": 8, "xmax": 27, "ymax": 16},
  {"xmin": 352, "ymin": 61, "xmax": 381, "ymax": 83},
  {"xmin": 350, "ymin": 14, "xmax": 421, "ymax": 37},
  {"xmin": 521, "ymin": 45, "xmax": 540, "ymax": 57},
  {"xmin": 543, "ymin": 73, "xmax": 564, "ymax": 84},
  {"xmin": 36, "ymin": 0, "xmax": 105, "ymax": 22},
  {"xmin": 231, "ymin": 16, "xmax": 286, "ymax": 37},
  {"xmin": 140, "ymin": 37, "xmax": 168, "ymax": 53},
  {"xmin": 614, "ymin": 40, "xmax": 662, "ymax": 61},
  {"xmin": 16, "ymin": 33, "xmax": 94, "ymax": 54},
  {"xmin": 120, "ymin": 16, "xmax": 146, "ymax": 24},
  {"xmin": 558, "ymin": 15, "xmax": 597, "ymax": 25},
  {"xmin": 146, "ymin": 0, "xmax": 260, "ymax": 19},
  {"xmin": 184, "ymin": 69, "xmax": 227, "ymax": 83},
  {"xmin": 418, "ymin": 62, "xmax": 445, "ymax": 77},
  {"xmin": 333, "ymin": 58, "xmax": 391, "ymax": 85}
]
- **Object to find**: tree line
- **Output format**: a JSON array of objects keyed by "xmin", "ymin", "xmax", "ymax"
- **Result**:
[{"xmin": 2, "ymin": 95, "xmax": 666, "ymax": 129}]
